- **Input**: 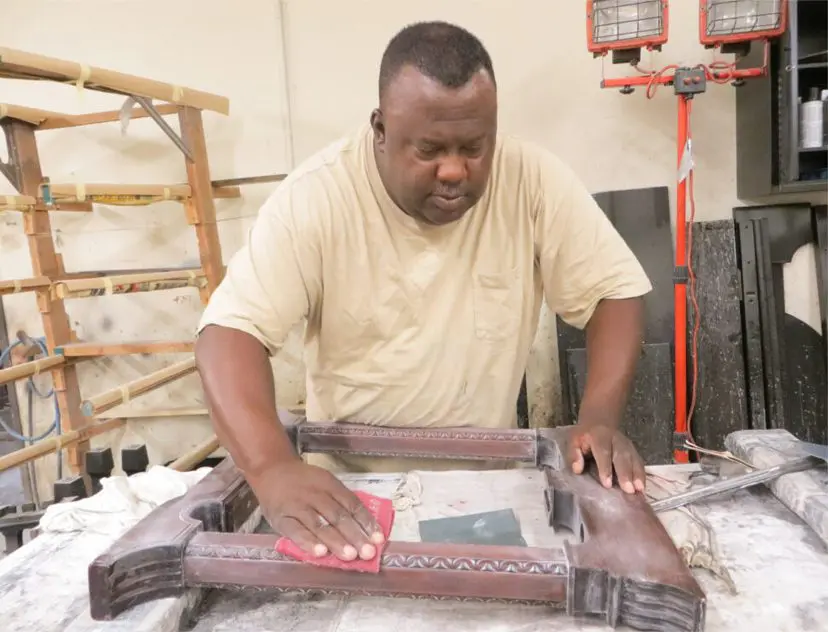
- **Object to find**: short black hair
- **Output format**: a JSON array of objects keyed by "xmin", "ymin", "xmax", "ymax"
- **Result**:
[{"xmin": 378, "ymin": 21, "xmax": 495, "ymax": 97}]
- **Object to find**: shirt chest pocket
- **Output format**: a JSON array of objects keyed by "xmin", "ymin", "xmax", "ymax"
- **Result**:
[{"xmin": 471, "ymin": 270, "xmax": 521, "ymax": 342}]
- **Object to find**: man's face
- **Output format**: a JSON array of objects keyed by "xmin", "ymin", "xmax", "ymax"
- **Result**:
[{"xmin": 371, "ymin": 65, "xmax": 497, "ymax": 226}]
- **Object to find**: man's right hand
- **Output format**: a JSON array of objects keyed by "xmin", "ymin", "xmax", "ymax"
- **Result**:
[
  {"xmin": 252, "ymin": 460, "xmax": 386, "ymax": 562},
  {"xmin": 194, "ymin": 327, "xmax": 384, "ymax": 562}
]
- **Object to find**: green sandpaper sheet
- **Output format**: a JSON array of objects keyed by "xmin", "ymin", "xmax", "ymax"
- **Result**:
[{"xmin": 418, "ymin": 508, "xmax": 527, "ymax": 546}]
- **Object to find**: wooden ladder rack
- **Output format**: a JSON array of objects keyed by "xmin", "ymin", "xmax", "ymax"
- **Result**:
[{"xmin": 0, "ymin": 45, "xmax": 239, "ymax": 484}]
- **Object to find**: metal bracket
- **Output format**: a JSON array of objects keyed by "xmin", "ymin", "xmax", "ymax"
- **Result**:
[
  {"xmin": 39, "ymin": 177, "xmax": 52, "ymax": 204},
  {"xmin": 131, "ymin": 95, "xmax": 193, "ymax": 161},
  {"xmin": 672, "ymin": 431, "xmax": 692, "ymax": 450},
  {"xmin": 673, "ymin": 67, "xmax": 707, "ymax": 95},
  {"xmin": 0, "ymin": 121, "xmax": 22, "ymax": 191}
]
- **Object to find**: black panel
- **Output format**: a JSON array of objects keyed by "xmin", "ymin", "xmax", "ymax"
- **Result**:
[
  {"xmin": 735, "ymin": 204, "xmax": 827, "ymax": 443},
  {"xmin": 554, "ymin": 187, "xmax": 675, "ymax": 463},
  {"xmin": 565, "ymin": 343, "xmax": 674, "ymax": 465},
  {"xmin": 556, "ymin": 186, "xmax": 675, "ymax": 429},
  {"xmin": 555, "ymin": 187, "xmax": 675, "ymax": 461},
  {"xmin": 687, "ymin": 220, "xmax": 749, "ymax": 450}
]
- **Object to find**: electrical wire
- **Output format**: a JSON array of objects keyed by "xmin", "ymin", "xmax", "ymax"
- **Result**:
[
  {"xmin": 633, "ymin": 59, "xmax": 738, "ymax": 100},
  {"xmin": 684, "ymin": 100, "xmax": 702, "ymax": 444},
  {"xmin": 0, "ymin": 338, "xmax": 61, "ymax": 443}
]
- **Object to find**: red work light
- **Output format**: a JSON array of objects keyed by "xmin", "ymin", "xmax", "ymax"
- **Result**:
[
  {"xmin": 586, "ymin": 0, "xmax": 669, "ymax": 59},
  {"xmin": 699, "ymin": 0, "xmax": 788, "ymax": 49},
  {"xmin": 585, "ymin": 0, "xmax": 788, "ymax": 467}
]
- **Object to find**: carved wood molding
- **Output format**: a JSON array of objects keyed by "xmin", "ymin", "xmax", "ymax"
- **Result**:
[{"xmin": 88, "ymin": 419, "xmax": 706, "ymax": 631}]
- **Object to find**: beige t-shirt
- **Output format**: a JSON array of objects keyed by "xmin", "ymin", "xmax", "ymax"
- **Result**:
[{"xmin": 197, "ymin": 125, "xmax": 652, "ymax": 472}]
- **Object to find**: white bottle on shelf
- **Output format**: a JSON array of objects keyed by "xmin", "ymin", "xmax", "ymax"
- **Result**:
[{"xmin": 800, "ymin": 87, "xmax": 824, "ymax": 149}]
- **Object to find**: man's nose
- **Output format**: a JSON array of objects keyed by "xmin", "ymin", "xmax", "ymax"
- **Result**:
[{"xmin": 436, "ymin": 155, "xmax": 466, "ymax": 184}]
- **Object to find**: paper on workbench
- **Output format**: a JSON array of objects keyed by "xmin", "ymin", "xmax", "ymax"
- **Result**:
[{"xmin": 38, "ymin": 465, "xmax": 211, "ymax": 536}]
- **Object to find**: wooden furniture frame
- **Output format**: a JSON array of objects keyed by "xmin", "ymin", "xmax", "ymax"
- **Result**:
[
  {"xmin": 0, "ymin": 45, "xmax": 249, "ymax": 482},
  {"xmin": 89, "ymin": 418, "xmax": 707, "ymax": 632}
]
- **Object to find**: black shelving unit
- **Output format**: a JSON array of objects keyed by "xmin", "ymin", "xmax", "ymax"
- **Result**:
[{"xmin": 735, "ymin": 0, "xmax": 828, "ymax": 199}]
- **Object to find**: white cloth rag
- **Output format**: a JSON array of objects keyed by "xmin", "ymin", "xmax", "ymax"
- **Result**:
[{"xmin": 38, "ymin": 465, "xmax": 212, "ymax": 535}]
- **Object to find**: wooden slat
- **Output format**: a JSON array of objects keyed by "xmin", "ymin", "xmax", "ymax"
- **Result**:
[
  {"xmin": 1, "ymin": 197, "xmax": 93, "ymax": 212},
  {"xmin": 0, "ymin": 47, "xmax": 229, "ymax": 115},
  {"xmin": 169, "ymin": 435, "xmax": 220, "ymax": 471},
  {"xmin": 0, "ymin": 276, "xmax": 50, "ymax": 296},
  {"xmin": 95, "ymin": 405, "xmax": 306, "ymax": 420},
  {"xmin": 97, "ymin": 406, "xmax": 209, "ymax": 419},
  {"xmin": 0, "ymin": 103, "xmax": 56, "ymax": 125},
  {"xmin": 39, "ymin": 202, "xmax": 94, "ymax": 212},
  {"xmin": 80, "ymin": 357, "xmax": 197, "ymax": 416},
  {"xmin": 43, "ymin": 182, "xmax": 191, "ymax": 203},
  {"xmin": 0, "ymin": 355, "xmax": 65, "ymax": 387},
  {"xmin": 37, "ymin": 104, "xmax": 180, "ymax": 130},
  {"xmin": 179, "ymin": 107, "xmax": 224, "ymax": 302},
  {"xmin": 0, "ymin": 194, "xmax": 36, "ymax": 210},
  {"xmin": 39, "ymin": 183, "xmax": 235, "ymax": 205},
  {"xmin": 53, "ymin": 268, "xmax": 204, "ymax": 299},
  {"xmin": 56, "ymin": 340, "xmax": 195, "ymax": 357},
  {"xmin": 0, "ymin": 271, "xmax": 199, "ymax": 298},
  {"xmin": 0, "ymin": 103, "xmax": 177, "ymax": 130},
  {"xmin": 62, "ymin": 266, "xmax": 200, "ymax": 280},
  {"xmin": 5, "ymin": 119, "xmax": 88, "ymax": 470},
  {"xmin": 0, "ymin": 417, "xmax": 126, "ymax": 473}
]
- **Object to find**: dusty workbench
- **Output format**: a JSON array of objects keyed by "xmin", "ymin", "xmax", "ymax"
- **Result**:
[{"xmin": 1, "ymin": 439, "xmax": 827, "ymax": 631}]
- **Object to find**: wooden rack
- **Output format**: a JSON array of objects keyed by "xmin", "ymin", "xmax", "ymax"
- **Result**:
[{"xmin": 0, "ymin": 45, "xmax": 239, "ymax": 487}]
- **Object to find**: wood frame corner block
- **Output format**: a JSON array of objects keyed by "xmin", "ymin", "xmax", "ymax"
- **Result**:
[{"xmin": 88, "ymin": 422, "xmax": 706, "ymax": 631}]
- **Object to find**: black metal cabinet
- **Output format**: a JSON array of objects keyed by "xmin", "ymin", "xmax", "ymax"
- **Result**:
[{"xmin": 735, "ymin": 0, "xmax": 828, "ymax": 199}]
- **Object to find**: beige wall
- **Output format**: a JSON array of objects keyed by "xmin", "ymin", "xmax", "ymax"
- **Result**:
[{"xmin": 0, "ymin": 1, "xmax": 821, "ymax": 498}]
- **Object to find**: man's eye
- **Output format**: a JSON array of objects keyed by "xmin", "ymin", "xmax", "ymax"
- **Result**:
[{"xmin": 417, "ymin": 147, "xmax": 439, "ymax": 158}]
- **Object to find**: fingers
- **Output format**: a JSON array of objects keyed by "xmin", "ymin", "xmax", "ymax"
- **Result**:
[
  {"xmin": 632, "ymin": 453, "xmax": 647, "ymax": 492},
  {"xmin": 268, "ymin": 493, "xmax": 380, "ymax": 562},
  {"xmin": 273, "ymin": 516, "xmax": 328, "ymax": 558},
  {"xmin": 568, "ymin": 434, "xmax": 586, "ymax": 474},
  {"xmin": 327, "ymin": 478, "xmax": 385, "ymax": 546},
  {"xmin": 613, "ymin": 437, "xmax": 647, "ymax": 494},
  {"xmin": 308, "ymin": 495, "xmax": 370, "ymax": 561},
  {"xmin": 612, "ymin": 450, "xmax": 636, "ymax": 494},
  {"xmin": 590, "ymin": 439, "xmax": 614, "ymax": 489},
  {"xmin": 570, "ymin": 427, "xmax": 646, "ymax": 494}
]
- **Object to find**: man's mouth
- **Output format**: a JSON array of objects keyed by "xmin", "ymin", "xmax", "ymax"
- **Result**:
[{"xmin": 431, "ymin": 193, "xmax": 467, "ymax": 213}]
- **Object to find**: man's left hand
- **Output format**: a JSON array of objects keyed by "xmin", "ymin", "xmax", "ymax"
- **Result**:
[{"xmin": 567, "ymin": 421, "xmax": 646, "ymax": 494}]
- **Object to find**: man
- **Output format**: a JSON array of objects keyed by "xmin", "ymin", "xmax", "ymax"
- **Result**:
[{"xmin": 195, "ymin": 21, "xmax": 652, "ymax": 565}]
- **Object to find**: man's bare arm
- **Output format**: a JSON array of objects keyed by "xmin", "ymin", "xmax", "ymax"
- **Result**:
[
  {"xmin": 194, "ymin": 324, "xmax": 384, "ymax": 560},
  {"xmin": 579, "ymin": 296, "xmax": 644, "ymax": 429},
  {"xmin": 567, "ymin": 296, "xmax": 647, "ymax": 493},
  {"xmin": 195, "ymin": 325, "xmax": 298, "ymax": 479}
]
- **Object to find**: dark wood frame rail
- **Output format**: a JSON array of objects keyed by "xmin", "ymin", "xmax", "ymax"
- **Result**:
[{"xmin": 87, "ymin": 418, "xmax": 707, "ymax": 631}]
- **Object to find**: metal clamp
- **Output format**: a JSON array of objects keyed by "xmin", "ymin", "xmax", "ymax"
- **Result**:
[{"xmin": 131, "ymin": 95, "xmax": 193, "ymax": 161}]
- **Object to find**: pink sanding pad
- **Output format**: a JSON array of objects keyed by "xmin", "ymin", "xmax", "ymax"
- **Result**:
[{"xmin": 274, "ymin": 490, "xmax": 395, "ymax": 573}]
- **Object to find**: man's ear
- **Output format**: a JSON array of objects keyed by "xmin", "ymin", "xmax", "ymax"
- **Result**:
[{"xmin": 370, "ymin": 108, "xmax": 386, "ymax": 147}]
